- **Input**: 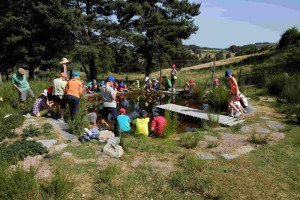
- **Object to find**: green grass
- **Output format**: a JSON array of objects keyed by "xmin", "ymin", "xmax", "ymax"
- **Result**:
[
  {"xmin": 179, "ymin": 131, "xmax": 203, "ymax": 149},
  {"xmin": 64, "ymin": 145, "xmax": 97, "ymax": 160}
]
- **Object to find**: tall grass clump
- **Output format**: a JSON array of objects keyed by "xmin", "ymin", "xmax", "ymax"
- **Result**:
[
  {"xmin": 163, "ymin": 111, "xmax": 179, "ymax": 138},
  {"xmin": 0, "ymin": 166, "xmax": 74, "ymax": 200},
  {"xmin": 206, "ymin": 86, "xmax": 229, "ymax": 112},
  {"xmin": 266, "ymin": 73, "xmax": 289, "ymax": 96},
  {"xmin": 179, "ymin": 132, "xmax": 203, "ymax": 149},
  {"xmin": 95, "ymin": 164, "xmax": 121, "ymax": 195}
]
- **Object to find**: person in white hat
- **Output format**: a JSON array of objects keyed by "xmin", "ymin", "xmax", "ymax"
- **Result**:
[
  {"xmin": 12, "ymin": 67, "xmax": 35, "ymax": 102},
  {"xmin": 32, "ymin": 90, "xmax": 54, "ymax": 117},
  {"xmin": 59, "ymin": 57, "xmax": 70, "ymax": 78}
]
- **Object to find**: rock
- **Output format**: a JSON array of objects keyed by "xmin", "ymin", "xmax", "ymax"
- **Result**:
[
  {"xmin": 37, "ymin": 139, "xmax": 57, "ymax": 149},
  {"xmin": 36, "ymin": 164, "xmax": 52, "ymax": 179},
  {"xmin": 240, "ymin": 126, "xmax": 252, "ymax": 133},
  {"xmin": 196, "ymin": 152, "xmax": 217, "ymax": 160},
  {"xmin": 259, "ymin": 116, "xmax": 271, "ymax": 120},
  {"xmin": 269, "ymin": 132, "xmax": 285, "ymax": 142},
  {"xmin": 26, "ymin": 137, "xmax": 34, "ymax": 141},
  {"xmin": 222, "ymin": 154, "xmax": 239, "ymax": 160},
  {"xmin": 22, "ymin": 155, "xmax": 43, "ymax": 170},
  {"xmin": 99, "ymin": 130, "xmax": 115, "ymax": 142},
  {"xmin": 52, "ymin": 143, "xmax": 68, "ymax": 152},
  {"xmin": 103, "ymin": 143, "xmax": 124, "ymax": 158},
  {"xmin": 107, "ymin": 137, "xmax": 120, "ymax": 146},
  {"xmin": 266, "ymin": 121, "xmax": 285, "ymax": 131},
  {"xmin": 255, "ymin": 127, "xmax": 271, "ymax": 134},
  {"xmin": 62, "ymin": 152, "xmax": 73, "ymax": 157},
  {"xmin": 234, "ymin": 145, "xmax": 255, "ymax": 155}
]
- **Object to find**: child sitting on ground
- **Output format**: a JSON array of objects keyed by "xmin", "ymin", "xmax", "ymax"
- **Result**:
[
  {"xmin": 32, "ymin": 90, "xmax": 54, "ymax": 117},
  {"xmin": 151, "ymin": 111, "xmax": 167, "ymax": 137},
  {"xmin": 231, "ymin": 96, "xmax": 247, "ymax": 116},
  {"xmin": 79, "ymin": 122, "xmax": 101, "ymax": 142},
  {"xmin": 133, "ymin": 110, "xmax": 150, "ymax": 136},
  {"xmin": 116, "ymin": 108, "xmax": 131, "ymax": 134}
]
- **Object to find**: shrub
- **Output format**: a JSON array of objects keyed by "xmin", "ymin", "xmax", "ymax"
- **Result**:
[
  {"xmin": 282, "ymin": 75, "xmax": 300, "ymax": 104},
  {"xmin": 41, "ymin": 123, "xmax": 54, "ymax": 136},
  {"xmin": 278, "ymin": 27, "xmax": 300, "ymax": 49},
  {"xmin": 179, "ymin": 132, "xmax": 203, "ymax": 149},
  {"xmin": 206, "ymin": 112, "xmax": 220, "ymax": 128},
  {"xmin": 206, "ymin": 86, "xmax": 229, "ymax": 112},
  {"xmin": 0, "ymin": 140, "xmax": 48, "ymax": 164},
  {"xmin": 266, "ymin": 73, "xmax": 289, "ymax": 96},
  {"xmin": 249, "ymin": 133, "xmax": 270, "ymax": 145},
  {"xmin": 23, "ymin": 124, "xmax": 42, "ymax": 137},
  {"xmin": 163, "ymin": 111, "xmax": 179, "ymax": 138}
]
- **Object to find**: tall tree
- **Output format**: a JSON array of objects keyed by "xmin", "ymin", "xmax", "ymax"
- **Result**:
[
  {"xmin": 0, "ymin": 0, "xmax": 80, "ymax": 79},
  {"xmin": 114, "ymin": 0, "xmax": 200, "ymax": 76}
]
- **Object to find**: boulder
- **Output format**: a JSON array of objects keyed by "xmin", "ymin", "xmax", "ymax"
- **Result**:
[
  {"xmin": 103, "ymin": 143, "xmax": 124, "ymax": 158},
  {"xmin": 107, "ymin": 137, "xmax": 120, "ymax": 146},
  {"xmin": 37, "ymin": 139, "xmax": 57, "ymax": 149},
  {"xmin": 234, "ymin": 145, "xmax": 255, "ymax": 155},
  {"xmin": 99, "ymin": 130, "xmax": 115, "ymax": 142}
]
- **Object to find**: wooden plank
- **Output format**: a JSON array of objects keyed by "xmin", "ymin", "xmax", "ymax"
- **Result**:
[{"xmin": 156, "ymin": 103, "xmax": 244, "ymax": 126}]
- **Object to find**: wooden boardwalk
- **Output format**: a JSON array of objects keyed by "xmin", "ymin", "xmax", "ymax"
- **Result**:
[{"xmin": 156, "ymin": 104, "xmax": 244, "ymax": 126}]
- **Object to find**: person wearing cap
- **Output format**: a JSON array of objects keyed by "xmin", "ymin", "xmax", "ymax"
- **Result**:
[
  {"xmin": 32, "ymin": 90, "xmax": 54, "ymax": 117},
  {"xmin": 52, "ymin": 72, "xmax": 68, "ymax": 119},
  {"xmin": 185, "ymin": 79, "xmax": 195, "ymax": 93},
  {"xmin": 12, "ymin": 68, "xmax": 35, "ymax": 102},
  {"xmin": 101, "ymin": 75, "xmax": 118, "ymax": 122},
  {"xmin": 170, "ymin": 64, "xmax": 178, "ymax": 92},
  {"xmin": 117, "ymin": 81, "xmax": 127, "ymax": 92},
  {"xmin": 225, "ymin": 69, "xmax": 241, "ymax": 117},
  {"xmin": 59, "ymin": 57, "xmax": 70, "ymax": 78},
  {"xmin": 133, "ymin": 110, "xmax": 150, "ymax": 136},
  {"xmin": 61, "ymin": 72, "xmax": 83, "ymax": 121},
  {"xmin": 116, "ymin": 108, "xmax": 131, "ymax": 134},
  {"xmin": 151, "ymin": 110, "xmax": 167, "ymax": 137}
]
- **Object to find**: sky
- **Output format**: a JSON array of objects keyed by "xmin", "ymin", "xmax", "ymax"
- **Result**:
[{"xmin": 184, "ymin": 0, "xmax": 300, "ymax": 48}]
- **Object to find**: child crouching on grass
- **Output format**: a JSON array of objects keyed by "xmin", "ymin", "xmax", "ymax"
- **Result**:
[
  {"xmin": 32, "ymin": 90, "xmax": 54, "ymax": 117},
  {"xmin": 151, "ymin": 111, "xmax": 167, "ymax": 137},
  {"xmin": 133, "ymin": 110, "xmax": 150, "ymax": 136},
  {"xmin": 116, "ymin": 108, "xmax": 131, "ymax": 135},
  {"xmin": 79, "ymin": 122, "xmax": 100, "ymax": 142}
]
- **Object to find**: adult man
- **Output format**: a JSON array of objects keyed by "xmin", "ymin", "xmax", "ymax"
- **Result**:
[
  {"xmin": 12, "ymin": 68, "xmax": 35, "ymax": 102},
  {"xmin": 52, "ymin": 72, "xmax": 68, "ymax": 119},
  {"xmin": 101, "ymin": 75, "xmax": 118, "ymax": 121}
]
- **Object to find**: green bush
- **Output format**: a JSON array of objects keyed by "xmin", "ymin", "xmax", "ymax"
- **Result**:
[
  {"xmin": 266, "ymin": 73, "xmax": 289, "ymax": 96},
  {"xmin": 179, "ymin": 132, "xmax": 203, "ymax": 149},
  {"xmin": 23, "ymin": 124, "xmax": 42, "ymax": 137},
  {"xmin": 206, "ymin": 86, "xmax": 229, "ymax": 112},
  {"xmin": 0, "ymin": 140, "xmax": 48, "ymax": 165},
  {"xmin": 0, "ymin": 166, "xmax": 74, "ymax": 200},
  {"xmin": 163, "ymin": 111, "xmax": 179, "ymax": 138}
]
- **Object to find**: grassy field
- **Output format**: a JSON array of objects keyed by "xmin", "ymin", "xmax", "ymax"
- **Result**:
[{"xmin": 0, "ymin": 47, "xmax": 299, "ymax": 199}]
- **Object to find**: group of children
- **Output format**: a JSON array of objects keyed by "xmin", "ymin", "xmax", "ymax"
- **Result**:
[
  {"xmin": 86, "ymin": 79, "xmax": 128, "ymax": 93},
  {"xmin": 80, "ymin": 107, "xmax": 167, "ymax": 142}
]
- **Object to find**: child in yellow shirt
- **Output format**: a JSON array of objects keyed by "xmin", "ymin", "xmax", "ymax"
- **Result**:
[{"xmin": 133, "ymin": 110, "xmax": 150, "ymax": 136}]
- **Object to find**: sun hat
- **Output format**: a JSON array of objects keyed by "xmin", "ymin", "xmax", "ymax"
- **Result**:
[
  {"xmin": 72, "ymin": 72, "xmax": 80, "ymax": 77},
  {"xmin": 59, "ymin": 57, "xmax": 70, "ymax": 64},
  {"xmin": 141, "ymin": 110, "xmax": 148, "ymax": 116},
  {"xmin": 41, "ymin": 89, "xmax": 48, "ymax": 97},
  {"xmin": 107, "ymin": 75, "xmax": 116, "ymax": 82},
  {"xmin": 225, "ymin": 69, "xmax": 232, "ymax": 77},
  {"xmin": 119, "ymin": 108, "xmax": 126, "ymax": 114},
  {"xmin": 119, "ymin": 82, "xmax": 125, "ymax": 87},
  {"xmin": 18, "ymin": 68, "xmax": 25, "ymax": 75}
]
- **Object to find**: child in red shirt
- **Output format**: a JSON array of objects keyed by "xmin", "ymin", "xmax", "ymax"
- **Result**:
[{"xmin": 151, "ymin": 111, "xmax": 167, "ymax": 137}]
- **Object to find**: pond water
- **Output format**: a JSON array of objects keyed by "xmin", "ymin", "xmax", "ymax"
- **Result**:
[{"xmin": 86, "ymin": 91, "xmax": 205, "ymax": 131}]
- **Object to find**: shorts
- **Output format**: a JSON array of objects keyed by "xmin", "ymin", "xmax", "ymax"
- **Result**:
[
  {"xmin": 171, "ymin": 78, "xmax": 176, "ymax": 85},
  {"xmin": 20, "ymin": 88, "xmax": 35, "ymax": 102},
  {"xmin": 101, "ymin": 107, "xmax": 118, "ymax": 121},
  {"xmin": 52, "ymin": 95, "xmax": 65, "ymax": 106}
]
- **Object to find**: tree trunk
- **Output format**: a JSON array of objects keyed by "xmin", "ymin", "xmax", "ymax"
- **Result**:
[
  {"xmin": 82, "ymin": 61, "xmax": 90, "ymax": 80},
  {"xmin": 145, "ymin": 53, "xmax": 153, "ymax": 77},
  {"xmin": 29, "ymin": 64, "xmax": 35, "ymax": 80},
  {"xmin": 89, "ymin": 57, "xmax": 97, "ymax": 80}
]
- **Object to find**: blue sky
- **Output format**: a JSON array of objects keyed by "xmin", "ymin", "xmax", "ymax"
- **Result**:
[{"xmin": 184, "ymin": 0, "xmax": 300, "ymax": 48}]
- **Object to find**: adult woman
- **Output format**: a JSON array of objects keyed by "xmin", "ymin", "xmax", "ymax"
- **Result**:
[
  {"xmin": 61, "ymin": 72, "xmax": 82, "ymax": 121},
  {"xmin": 225, "ymin": 69, "xmax": 241, "ymax": 117}
]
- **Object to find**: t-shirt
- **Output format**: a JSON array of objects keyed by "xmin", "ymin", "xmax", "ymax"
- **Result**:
[
  {"xmin": 166, "ymin": 79, "xmax": 172, "ymax": 88},
  {"xmin": 101, "ymin": 85, "xmax": 117, "ymax": 108},
  {"xmin": 117, "ymin": 115, "xmax": 131, "ymax": 132},
  {"xmin": 133, "ymin": 117, "xmax": 150, "ymax": 136},
  {"xmin": 170, "ymin": 69, "xmax": 177, "ymax": 78},
  {"xmin": 53, "ymin": 78, "xmax": 67, "ymax": 96},
  {"xmin": 151, "ymin": 116, "xmax": 167, "ymax": 136},
  {"xmin": 12, "ymin": 74, "xmax": 30, "ymax": 91},
  {"xmin": 229, "ymin": 76, "xmax": 237, "ymax": 95},
  {"xmin": 65, "ymin": 79, "xmax": 82, "ymax": 98}
]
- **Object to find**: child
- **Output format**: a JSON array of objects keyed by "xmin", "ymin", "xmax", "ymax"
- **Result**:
[
  {"xmin": 32, "ymin": 90, "xmax": 54, "ymax": 117},
  {"xmin": 151, "ymin": 111, "xmax": 167, "ymax": 137},
  {"xmin": 170, "ymin": 64, "xmax": 177, "ymax": 92},
  {"xmin": 152, "ymin": 78, "xmax": 160, "ymax": 90},
  {"xmin": 87, "ymin": 79, "xmax": 98, "ymax": 93},
  {"xmin": 185, "ymin": 79, "xmax": 195, "ymax": 93},
  {"xmin": 117, "ymin": 82, "xmax": 127, "ymax": 92},
  {"xmin": 133, "ymin": 110, "xmax": 150, "ymax": 136},
  {"xmin": 231, "ymin": 96, "xmax": 247, "ymax": 116},
  {"xmin": 116, "ymin": 108, "xmax": 131, "ymax": 134},
  {"xmin": 79, "ymin": 122, "xmax": 101, "ymax": 142},
  {"xmin": 162, "ymin": 76, "xmax": 172, "ymax": 91}
]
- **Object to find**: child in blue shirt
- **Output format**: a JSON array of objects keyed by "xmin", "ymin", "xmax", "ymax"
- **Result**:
[{"xmin": 116, "ymin": 108, "xmax": 131, "ymax": 134}]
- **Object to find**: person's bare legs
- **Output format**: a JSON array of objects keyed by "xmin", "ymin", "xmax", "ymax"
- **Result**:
[{"xmin": 229, "ymin": 95, "xmax": 239, "ymax": 112}]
